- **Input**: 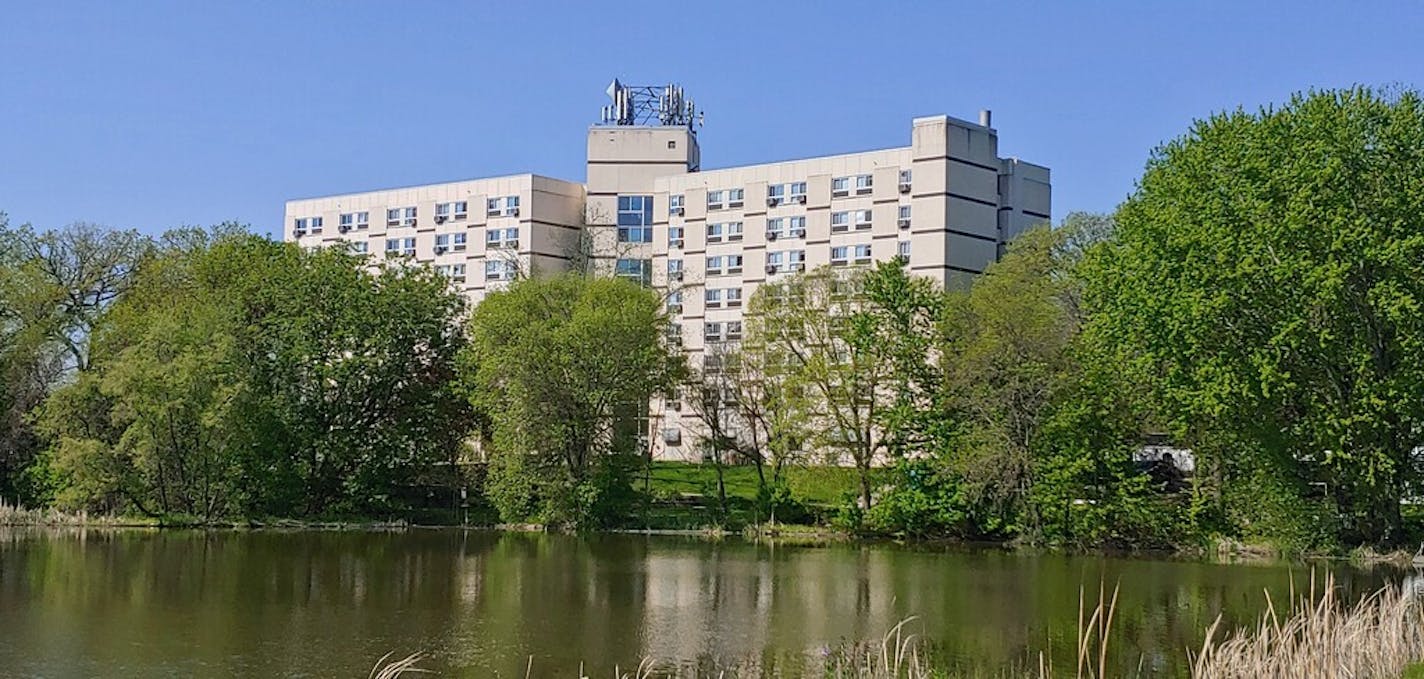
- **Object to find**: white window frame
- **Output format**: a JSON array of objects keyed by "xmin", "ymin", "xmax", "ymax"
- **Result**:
[
  {"xmin": 766, "ymin": 217, "xmax": 784, "ymax": 239},
  {"xmin": 706, "ymin": 255, "xmax": 723, "ymax": 274},
  {"xmin": 898, "ymin": 205, "xmax": 911, "ymax": 230},
  {"xmin": 669, "ymin": 226, "xmax": 684, "ymax": 248},
  {"xmin": 831, "ymin": 211, "xmax": 850, "ymax": 233},
  {"xmin": 387, "ymin": 207, "xmax": 416, "ymax": 227},
  {"xmin": 726, "ymin": 254, "xmax": 743, "ymax": 274},
  {"xmin": 854, "ymin": 244, "xmax": 872, "ymax": 263},
  {"xmin": 899, "ymin": 169, "xmax": 912, "ymax": 192},
  {"xmin": 855, "ymin": 174, "xmax": 873, "ymax": 195},
  {"xmin": 704, "ymin": 321, "xmax": 723, "ymax": 341},
  {"xmin": 897, "ymin": 240, "xmax": 911, "ymax": 261},
  {"xmin": 831, "ymin": 245, "xmax": 849, "ymax": 266},
  {"xmin": 349, "ymin": 241, "xmax": 369, "ymax": 254},
  {"xmin": 789, "ymin": 216, "xmax": 806, "ymax": 238},
  {"xmin": 831, "ymin": 177, "xmax": 850, "ymax": 198},
  {"xmin": 726, "ymin": 288, "xmax": 743, "ymax": 308},
  {"xmin": 667, "ymin": 290, "xmax": 683, "ymax": 312},
  {"xmin": 727, "ymin": 188, "xmax": 744, "ymax": 208},
  {"xmin": 767, "ymin": 184, "xmax": 785, "ymax": 206},
  {"xmin": 669, "ymin": 194, "xmax": 685, "ymax": 215},
  {"xmin": 726, "ymin": 321, "xmax": 743, "ymax": 340},
  {"xmin": 668, "ymin": 258, "xmax": 684, "ymax": 281},
  {"xmin": 789, "ymin": 181, "xmax": 807, "ymax": 203},
  {"xmin": 854, "ymin": 209, "xmax": 873, "ymax": 230},
  {"xmin": 705, "ymin": 289, "xmax": 723, "ymax": 309},
  {"xmin": 452, "ymin": 233, "xmax": 467, "ymax": 251},
  {"xmin": 767, "ymin": 251, "xmax": 783, "ymax": 272},
  {"xmin": 707, "ymin": 223, "xmax": 723, "ymax": 243},
  {"xmin": 707, "ymin": 190, "xmax": 725, "ymax": 210},
  {"xmin": 725, "ymin": 221, "xmax": 743, "ymax": 242}
]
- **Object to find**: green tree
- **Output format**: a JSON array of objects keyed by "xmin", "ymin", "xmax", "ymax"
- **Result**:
[
  {"xmin": 463, "ymin": 274, "xmax": 684, "ymax": 526},
  {"xmin": 39, "ymin": 230, "xmax": 472, "ymax": 518},
  {"xmin": 1084, "ymin": 87, "xmax": 1424, "ymax": 545},
  {"xmin": 749, "ymin": 266, "xmax": 894, "ymax": 510},
  {"xmin": 0, "ymin": 218, "xmax": 152, "ymax": 503}
]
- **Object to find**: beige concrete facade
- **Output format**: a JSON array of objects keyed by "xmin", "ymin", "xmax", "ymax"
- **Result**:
[{"xmin": 283, "ymin": 111, "xmax": 1049, "ymax": 462}]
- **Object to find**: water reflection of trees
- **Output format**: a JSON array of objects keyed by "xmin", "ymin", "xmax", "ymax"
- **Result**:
[{"xmin": 0, "ymin": 530, "xmax": 1405, "ymax": 678}]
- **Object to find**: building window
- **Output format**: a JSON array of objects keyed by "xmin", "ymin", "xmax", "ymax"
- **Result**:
[
  {"xmin": 437, "ymin": 263, "xmax": 467, "ymax": 281},
  {"xmin": 831, "ymin": 212, "xmax": 850, "ymax": 233},
  {"xmin": 309, "ymin": 217, "xmax": 323, "ymax": 234},
  {"xmin": 854, "ymin": 244, "xmax": 872, "ymax": 263},
  {"xmin": 726, "ymin": 321, "xmax": 743, "ymax": 340},
  {"xmin": 767, "ymin": 184, "xmax": 784, "ymax": 206},
  {"xmin": 436, "ymin": 201, "xmax": 468, "ymax": 221},
  {"xmin": 667, "ymin": 290, "xmax": 683, "ymax": 313},
  {"xmin": 899, "ymin": 169, "xmax": 912, "ymax": 192},
  {"xmin": 831, "ymin": 177, "xmax": 850, "ymax": 198},
  {"xmin": 831, "ymin": 245, "xmax": 849, "ymax": 266},
  {"xmin": 706, "ymin": 254, "xmax": 743, "ymax": 275},
  {"xmin": 854, "ymin": 209, "xmax": 872, "ymax": 230},
  {"xmin": 339, "ymin": 212, "xmax": 369, "ymax": 231},
  {"xmin": 707, "ymin": 190, "xmax": 724, "ymax": 210},
  {"xmin": 349, "ymin": 241, "xmax": 369, "ymax": 254},
  {"xmin": 669, "ymin": 194, "xmax": 685, "ymax": 216},
  {"xmin": 712, "ymin": 222, "xmax": 744, "ymax": 242},
  {"xmin": 617, "ymin": 195, "xmax": 654, "ymax": 243},
  {"xmin": 387, "ymin": 207, "xmax": 417, "ymax": 227},
  {"xmin": 668, "ymin": 258, "xmax": 684, "ymax": 281},
  {"xmin": 726, "ymin": 288, "xmax": 743, "ymax": 308},
  {"xmin": 898, "ymin": 205, "xmax": 911, "ymax": 230},
  {"xmin": 485, "ymin": 259, "xmax": 514, "ymax": 281},
  {"xmin": 727, "ymin": 188, "xmax": 744, "ymax": 208},
  {"xmin": 293, "ymin": 217, "xmax": 311, "ymax": 235},
  {"xmin": 385, "ymin": 237, "xmax": 416, "ymax": 257},
  {"xmin": 669, "ymin": 226, "xmax": 684, "ymax": 248},
  {"xmin": 434, "ymin": 233, "xmax": 468, "ymax": 253},
  {"xmin": 487, "ymin": 196, "xmax": 520, "ymax": 217},
  {"xmin": 705, "ymin": 289, "xmax": 722, "ymax": 308},
  {"xmin": 897, "ymin": 240, "xmax": 911, "ymax": 261},
  {"xmin": 770, "ymin": 249, "xmax": 805, "ymax": 273},
  {"xmin": 789, "ymin": 216, "xmax": 806, "ymax": 238},
  {"xmin": 855, "ymin": 174, "xmax": 873, "ymax": 195},
  {"xmin": 704, "ymin": 322, "xmax": 723, "ymax": 341},
  {"xmin": 487, "ymin": 227, "xmax": 519, "ymax": 249},
  {"xmin": 789, "ymin": 181, "xmax": 807, "ymax": 203},
  {"xmin": 615, "ymin": 258, "xmax": 652, "ymax": 286},
  {"xmin": 766, "ymin": 217, "xmax": 784, "ymax": 240}
]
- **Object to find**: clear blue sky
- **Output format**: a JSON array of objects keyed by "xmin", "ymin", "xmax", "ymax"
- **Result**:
[{"xmin": 2, "ymin": 1, "xmax": 1420, "ymax": 238}]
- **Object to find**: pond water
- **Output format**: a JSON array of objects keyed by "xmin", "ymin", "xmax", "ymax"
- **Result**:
[{"xmin": 0, "ymin": 529, "xmax": 1407, "ymax": 677}]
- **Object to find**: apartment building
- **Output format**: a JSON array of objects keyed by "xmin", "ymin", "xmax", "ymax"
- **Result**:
[{"xmin": 285, "ymin": 82, "xmax": 1050, "ymax": 461}]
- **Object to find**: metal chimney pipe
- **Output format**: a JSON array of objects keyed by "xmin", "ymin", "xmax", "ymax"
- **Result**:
[{"xmin": 979, "ymin": 109, "xmax": 992, "ymax": 127}]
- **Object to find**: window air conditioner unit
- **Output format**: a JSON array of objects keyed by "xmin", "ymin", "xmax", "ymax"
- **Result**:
[
  {"xmin": 767, "ymin": 197, "xmax": 778, "ymax": 207},
  {"xmin": 766, "ymin": 231, "xmax": 777, "ymax": 241},
  {"xmin": 898, "ymin": 219, "xmax": 911, "ymax": 230},
  {"xmin": 673, "ymin": 207, "xmax": 684, "ymax": 216},
  {"xmin": 797, "ymin": 195, "xmax": 808, "ymax": 204},
  {"xmin": 670, "ymin": 271, "xmax": 683, "ymax": 281},
  {"xmin": 294, "ymin": 229, "xmax": 306, "ymax": 237},
  {"xmin": 899, "ymin": 183, "xmax": 911, "ymax": 193},
  {"xmin": 508, "ymin": 207, "xmax": 520, "ymax": 217},
  {"xmin": 435, "ymin": 215, "xmax": 446, "ymax": 223},
  {"xmin": 766, "ymin": 264, "xmax": 778, "ymax": 275},
  {"xmin": 435, "ymin": 246, "xmax": 448, "ymax": 254},
  {"xmin": 339, "ymin": 225, "xmax": 351, "ymax": 233}
]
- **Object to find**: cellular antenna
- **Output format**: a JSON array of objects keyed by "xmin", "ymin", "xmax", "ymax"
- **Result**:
[{"xmin": 599, "ymin": 79, "xmax": 702, "ymax": 133}]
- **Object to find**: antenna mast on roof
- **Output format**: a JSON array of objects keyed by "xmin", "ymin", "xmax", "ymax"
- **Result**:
[{"xmin": 600, "ymin": 79, "xmax": 702, "ymax": 133}]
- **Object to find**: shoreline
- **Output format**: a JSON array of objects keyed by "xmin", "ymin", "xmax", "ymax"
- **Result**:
[{"xmin": 4, "ymin": 508, "xmax": 1415, "ymax": 566}]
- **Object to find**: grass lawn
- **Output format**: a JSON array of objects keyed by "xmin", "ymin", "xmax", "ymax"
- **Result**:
[
  {"xmin": 1405, "ymin": 663, "xmax": 1424, "ymax": 679},
  {"xmin": 631, "ymin": 461, "xmax": 876, "ymax": 530}
]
